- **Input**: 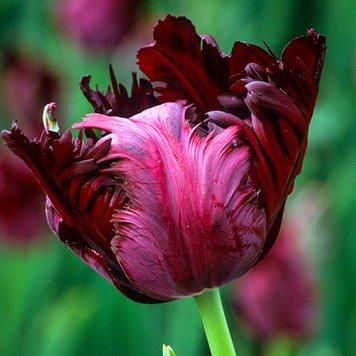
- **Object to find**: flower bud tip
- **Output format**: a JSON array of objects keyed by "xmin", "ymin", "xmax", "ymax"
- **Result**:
[
  {"xmin": 42, "ymin": 102, "xmax": 60, "ymax": 133},
  {"xmin": 162, "ymin": 344, "xmax": 176, "ymax": 356}
]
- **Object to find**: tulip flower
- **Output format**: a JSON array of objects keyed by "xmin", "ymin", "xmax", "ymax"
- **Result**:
[
  {"xmin": 55, "ymin": 0, "xmax": 142, "ymax": 52},
  {"xmin": 233, "ymin": 224, "xmax": 316, "ymax": 341},
  {"xmin": 1, "ymin": 15, "xmax": 325, "ymax": 355}
]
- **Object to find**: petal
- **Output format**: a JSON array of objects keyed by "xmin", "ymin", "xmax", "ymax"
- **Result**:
[
  {"xmin": 78, "ymin": 103, "xmax": 266, "ymax": 300},
  {"xmin": 217, "ymin": 93, "xmax": 251, "ymax": 119},
  {"xmin": 1, "ymin": 125, "xmax": 106, "ymax": 247},
  {"xmin": 230, "ymin": 31, "xmax": 325, "ymax": 226},
  {"xmin": 277, "ymin": 29, "xmax": 326, "ymax": 116},
  {"xmin": 230, "ymin": 41, "xmax": 275, "ymax": 79},
  {"xmin": 281, "ymin": 29, "xmax": 326, "ymax": 85},
  {"xmin": 1, "ymin": 123, "xmax": 162, "ymax": 302},
  {"xmin": 46, "ymin": 199, "xmax": 160, "ymax": 303},
  {"xmin": 205, "ymin": 110, "xmax": 246, "ymax": 128},
  {"xmin": 137, "ymin": 15, "xmax": 229, "ymax": 112},
  {"xmin": 1, "ymin": 124, "xmax": 109, "ymax": 243},
  {"xmin": 73, "ymin": 103, "xmax": 188, "ymax": 168},
  {"xmin": 243, "ymin": 81, "xmax": 306, "ymax": 219},
  {"xmin": 80, "ymin": 66, "xmax": 159, "ymax": 117},
  {"xmin": 256, "ymin": 201, "xmax": 285, "ymax": 263}
]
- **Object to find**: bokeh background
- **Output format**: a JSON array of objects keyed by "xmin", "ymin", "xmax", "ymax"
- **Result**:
[{"xmin": 0, "ymin": 0, "xmax": 355, "ymax": 355}]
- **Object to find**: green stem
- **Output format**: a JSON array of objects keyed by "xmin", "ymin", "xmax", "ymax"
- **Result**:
[{"xmin": 194, "ymin": 288, "xmax": 236, "ymax": 356}]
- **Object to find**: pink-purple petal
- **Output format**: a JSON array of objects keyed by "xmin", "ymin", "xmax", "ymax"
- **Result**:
[
  {"xmin": 45, "ymin": 192, "xmax": 160, "ymax": 304},
  {"xmin": 71, "ymin": 103, "xmax": 267, "ymax": 300}
]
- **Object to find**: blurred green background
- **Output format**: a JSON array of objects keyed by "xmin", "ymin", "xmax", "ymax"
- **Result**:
[{"xmin": 0, "ymin": 0, "xmax": 355, "ymax": 355}]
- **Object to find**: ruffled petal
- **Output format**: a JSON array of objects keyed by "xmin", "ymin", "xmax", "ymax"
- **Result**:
[
  {"xmin": 137, "ymin": 15, "xmax": 229, "ymax": 112},
  {"xmin": 243, "ymin": 81, "xmax": 305, "ymax": 217},
  {"xmin": 230, "ymin": 41, "xmax": 275, "ymax": 79},
  {"xmin": 227, "ymin": 31, "xmax": 325, "ymax": 230},
  {"xmin": 76, "ymin": 103, "xmax": 266, "ymax": 300},
  {"xmin": 1, "ymin": 123, "xmax": 163, "ymax": 302},
  {"xmin": 80, "ymin": 66, "xmax": 159, "ymax": 117},
  {"xmin": 45, "ymin": 198, "xmax": 161, "ymax": 303},
  {"xmin": 277, "ymin": 29, "xmax": 326, "ymax": 116},
  {"xmin": 1, "ymin": 124, "xmax": 115, "ymax": 248}
]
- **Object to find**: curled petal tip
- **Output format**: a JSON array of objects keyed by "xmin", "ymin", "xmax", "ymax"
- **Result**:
[
  {"xmin": 1, "ymin": 121, "xmax": 19, "ymax": 144},
  {"xmin": 306, "ymin": 28, "xmax": 323, "ymax": 39},
  {"xmin": 72, "ymin": 122, "xmax": 84, "ymax": 130},
  {"xmin": 305, "ymin": 28, "xmax": 326, "ymax": 52},
  {"xmin": 1, "ymin": 128, "xmax": 10, "ymax": 140},
  {"xmin": 205, "ymin": 111, "xmax": 244, "ymax": 128}
]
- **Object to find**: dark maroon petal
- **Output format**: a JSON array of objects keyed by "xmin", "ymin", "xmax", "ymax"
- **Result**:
[
  {"xmin": 230, "ymin": 41, "xmax": 275, "ymax": 80},
  {"xmin": 1, "ymin": 124, "xmax": 108, "ymax": 247},
  {"xmin": 276, "ymin": 29, "xmax": 326, "ymax": 116},
  {"xmin": 229, "ymin": 31, "xmax": 325, "ymax": 235},
  {"xmin": 205, "ymin": 110, "xmax": 246, "ymax": 128},
  {"xmin": 217, "ymin": 94, "xmax": 251, "ymax": 119},
  {"xmin": 200, "ymin": 34, "xmax": 230, "ymax": 94},
  {"xmin": 80, "ymin": 67, "xmax": 158, "ymax": 117},
  {"xmin": 282, "ymin": 29, "xmax": 325, "ymax": 86},
  {"xmin": 80, "ymin": 75, "xmax": 113, "ymax": 115},
  {"xmin": 230, "ymin": 31, "xmax": 325, "ymax": 120},
  {"xmin": 76, "ymin": 103, "xmax": 266, "ymax": 300},
  {"xmin": 1, "ymin": 123, "xmax": 163, "ymax": 302},
  {"xmin": 137, "ymin": 15, "xmax": 229, "ymax": 112},
  {"xmin": 256, "ymin": 202, "xmax": 285, "ymax": 263},
  {"xmin": 243, "ymin": 81, "xmax": 306, "ymax": 220},
  {"xmin": 45, "ymin": 199, "xmax": 160, "ymax": 303}
]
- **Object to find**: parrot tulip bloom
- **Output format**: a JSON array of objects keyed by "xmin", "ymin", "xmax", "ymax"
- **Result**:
[{"xmin": 1, "ymin": 16, "xmax": 325, "ymax": 303}]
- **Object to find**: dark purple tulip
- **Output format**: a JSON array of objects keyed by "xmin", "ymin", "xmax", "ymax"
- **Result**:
[
  {"xmin": 233, "ymin": 222, "xmax": 316, "ymax": 340},
  {"xmin": 1, "ymin": 16, "xmax": 325, "ymax": 302},
  {"xmin": 136, "ymin": 16, "xmax": 326, "ymax": 262},
  {"xmin": 56, "ymin": 0, "xmax": 141, "ymax": 52}
]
